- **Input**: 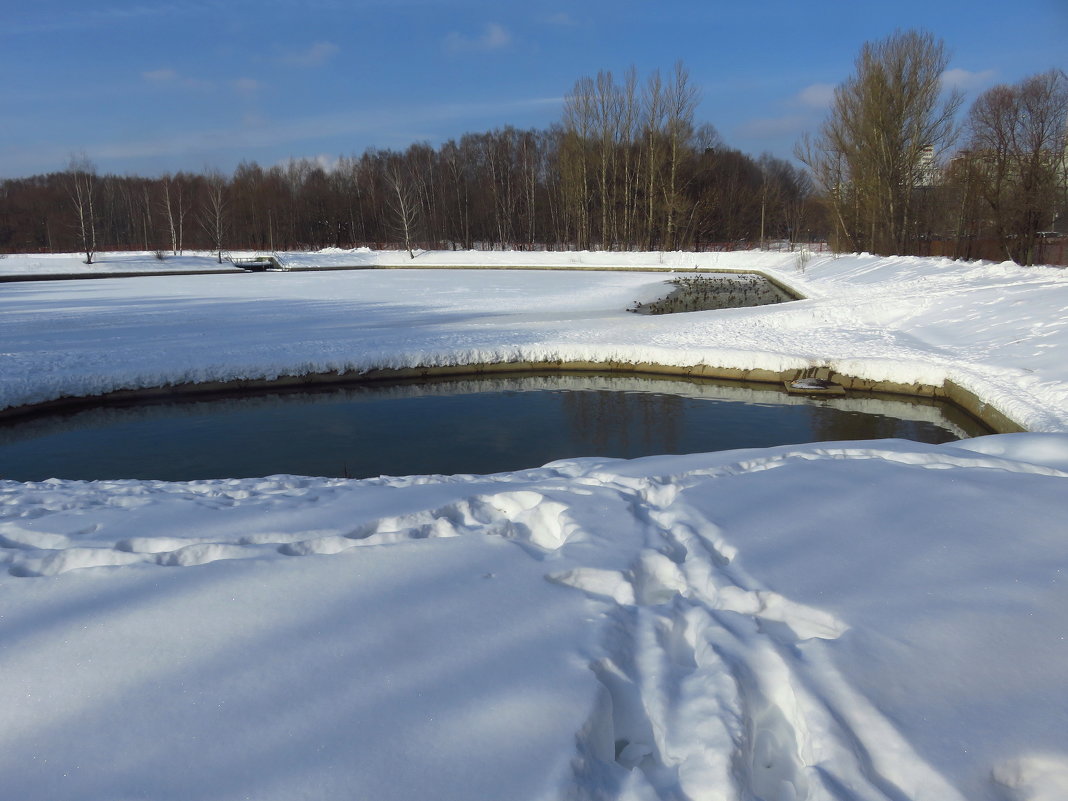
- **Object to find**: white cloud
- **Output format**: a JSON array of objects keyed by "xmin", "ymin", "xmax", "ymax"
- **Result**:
[
  {"xmin": 731, "ymin": 83, "xmax": 834, "ymax": 147},
  {"xmin": 282, "ymin": 42, "xmax": 340, "ymax": 68},
  {"xmin": 444, "ymin": 22, "xmax": 512, "ymax": 53},
  {"xmin": 795, "ymin": 83, "xmax": 835, "ymax": 109},
  {"xmin": 941, "ymin": 68, "xmax": 998, "ymax": 92}
]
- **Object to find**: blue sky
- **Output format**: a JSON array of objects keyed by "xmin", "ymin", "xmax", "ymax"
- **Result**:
[{"xmin": 3, "ymin": 0, "xmax": 1065, "ymax": 178}]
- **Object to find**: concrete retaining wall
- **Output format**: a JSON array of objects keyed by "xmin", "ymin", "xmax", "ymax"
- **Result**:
[{"xmin": 0, "ymin": 359, "xmax": 1023, "ymax": 434}]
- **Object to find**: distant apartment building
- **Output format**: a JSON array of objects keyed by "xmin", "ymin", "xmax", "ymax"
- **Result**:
[{"xmin": 915, "ymin": 145, "xmax": 936, "ymax": 188}]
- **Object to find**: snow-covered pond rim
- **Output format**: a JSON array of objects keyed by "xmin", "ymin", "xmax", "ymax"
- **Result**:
[
  {"xmin": 0, "ymin": 262, "xmax": 1038, "ymax": 435},
  {"xmin": 0, "ymin": 359, "xmax": 1017, "ymax": 435}
]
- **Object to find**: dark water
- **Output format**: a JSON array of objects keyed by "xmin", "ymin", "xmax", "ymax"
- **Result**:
[{"xmin": 0, "ymin": 374, "xmax": 989, "ymax": 482}]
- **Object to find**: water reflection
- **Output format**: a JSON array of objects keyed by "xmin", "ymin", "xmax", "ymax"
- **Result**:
[
  {"xmin": 562, "ymin": 388, "xmax": 689, "ymax": 454},
  {"xmin": 0, "ymin": 373, "xmax": 989, "ymax": 482}
]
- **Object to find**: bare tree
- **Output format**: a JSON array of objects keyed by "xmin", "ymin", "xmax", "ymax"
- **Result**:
[
  {"xmin": 663, "ymin": 61, "xmax": 699, "ymax": 250},
  {"xmin": 642, "ymin": 69, "xmax": 666, "ymax": 249},
  {"xmin": 798, "ymin": 30, "xmax": 961, "ymax": 255},
  {"xmin": 439, "ymin": 140, "xmax": 472, "ymax": 248},
  {"xmin": 592, "ymin": 70, "xmax": 621, "ymax": 248},
  {"xmin": 199, "ymin": 171, "xmax": 229, "ymax": 263},
  {"xmin": 561, "ymin": 76, "xmax": 596, "ymax": 248},
  {"xmin": 65, "ymin": 154, "xmax": 98, "ymax": 264},
  {"xmin": 385, "ymin": 163, "xmax": 420, "ymax": 258},
  {"xmin": 619, "ymin": 66, "xmax": 643, "ymax": 247},
  {"xmin": 966, "ymin": 69, "xmax": 1068, "ymax": 264},
  {"xmin": 159, "ymin": 176, "xmax": 189, "ymax": 255}
]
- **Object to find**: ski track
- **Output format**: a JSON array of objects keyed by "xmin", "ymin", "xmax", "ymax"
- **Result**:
[{"xmin": 4, "ymin": 445, "xmax": 1047, "ymax": 800}]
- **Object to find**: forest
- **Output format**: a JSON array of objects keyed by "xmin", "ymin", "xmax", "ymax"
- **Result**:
[
  {"xmin": 0, "ymin": 128, "xmax": 819, "ymax": 258},
  {"xmin": 2, "ymin": 47, "xmax": 1066, "ymax": 265},
  {"xmin": 0, "ymin": 66, "xmax": 818, "ymax": 260}
]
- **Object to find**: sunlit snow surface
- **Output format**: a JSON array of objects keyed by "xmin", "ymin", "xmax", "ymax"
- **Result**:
[
  {"xmin": 2, "ymin": 250, "xmax": 1068, "ymax": 801},
  {"xmin": 3, "ymin": 249, "xmax": 1068, "ymax": 431},
  {"xmin": 2, "ymin": 439, "xmax": 1067, "ymax": 801}
]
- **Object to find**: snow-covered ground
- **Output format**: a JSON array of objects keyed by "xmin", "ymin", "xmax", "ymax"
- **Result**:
[
  {"xmin": 0, "ymin": 250, "xmax": 246, "ymax": 275},
  {"xmin": 2, "ymin": 249, "xmax": 1067, "ymax": 801},
  {"xmin": 3, "ymin": 248, "xmax": 1068, "ymax": 431}
]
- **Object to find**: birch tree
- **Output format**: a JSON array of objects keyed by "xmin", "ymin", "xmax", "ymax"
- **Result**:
[
  {"xmin": 561, "ymin": 76, "xmax": 596, "ymax": 248},
  {"xmin": 159, "ymin": 176, "xmax": 189, "ymax": 255},
  {"xmin": 199, "ymin": 171, "xmax": 229, "ymax": 263},
  {"xmin": 642, "ymin": 70, "xmax": 666, "ymax": 249},
  {"xmin": 663, "ymin": 61, "xmax": 699, "ymax": 250},
  {"xmin": 66, "ymin": 154, "xmax": 98, "ymax": 264},
  {"xmin": 385, "ymin": 163, "xmax": 420, "ymax": 258}
]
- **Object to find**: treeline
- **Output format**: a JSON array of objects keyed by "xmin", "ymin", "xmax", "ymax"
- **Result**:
[
  {"xmin": 798, "ymin": 30, "xmax": 1067, "ymax": 265},
  {"xmin": 946, "ymin": 69, "xmax": 1068, "ymax": 265},
  {"xmin": 0, "ymin": 64, "xmax": 821, "ymax": 261},
  {"xmin": 553, "ymin": 64, "xmax": 816, "ymax": 251},
  {"xmin": 6, "ymin": 45, "xmax": 1064, "ymax": 266}
]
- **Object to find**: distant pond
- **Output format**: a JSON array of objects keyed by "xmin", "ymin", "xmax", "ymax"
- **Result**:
[{"xmin": 0, "ymin": 373, "xmax": 989, "ymax": 482}]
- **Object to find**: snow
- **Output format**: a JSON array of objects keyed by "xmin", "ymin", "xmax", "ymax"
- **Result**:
[
  {"xmin": 1, "ymin": 249, "xmax": 1067, "ymax": 801},
  {"xmin": 0, "ymin": 250, "xmax": 246, "ymax": 275},
  {"xmin": 2, "ymin": 439, "xmax": 1067, "ymax": 801},
  {"xmin": 3, "ymin": 249, "xmax": 1068, "ymax": 432}
]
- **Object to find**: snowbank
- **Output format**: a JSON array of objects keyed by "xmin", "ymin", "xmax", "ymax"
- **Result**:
[
  {"xmin": 2, "ymin": 250, "xmax": 1067, "ymax": 801},
  {"xmin": 2, "ymin": 249, "xmax": 1068, "ymax": 431},
  {"xmin": 0, "ymin": 247, "xmax": 804, "ymax": 276},
  {"xmin": 2, "ymin": 436, "xmax": 1066, "ymax": 801},
  {"xmin": 0, "ymin": 250, "xmax": 245, "ymax": 275}
]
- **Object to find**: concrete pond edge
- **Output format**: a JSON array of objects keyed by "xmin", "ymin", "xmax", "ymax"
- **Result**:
[
  {"xmin": 0, "ymin": 264, "xmax": 1026, "ymax": 434},
  {"xmin": 0, "ymin": 360, "xmax": 1023, "ymax": 435}
]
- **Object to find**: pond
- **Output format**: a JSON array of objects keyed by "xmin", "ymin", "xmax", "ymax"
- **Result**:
[{"xmin": 0, "ymin": 373, "xmax": 988, "ymax": 482}]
